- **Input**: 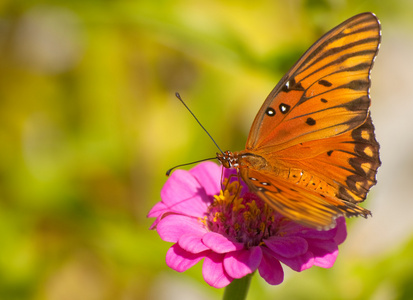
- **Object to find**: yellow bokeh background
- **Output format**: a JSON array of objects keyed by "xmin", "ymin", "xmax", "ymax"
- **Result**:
[{"xmin": 1, "ymin": 0, "xmax": 413, "ymax": 299}]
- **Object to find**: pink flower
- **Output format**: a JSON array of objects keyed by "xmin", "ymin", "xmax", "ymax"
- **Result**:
[{"xmin": 148, "ymin": 162, "xmax": 347, "ymax": 288}]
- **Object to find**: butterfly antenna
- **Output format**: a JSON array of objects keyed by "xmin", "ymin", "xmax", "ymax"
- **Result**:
[
  {"xmin": 175, "ymin": 92, "xmax": 224, "ymax": 155},
  {"xmin": 166, "ymin": 157, "xmax": 217, "ymax": 176}
]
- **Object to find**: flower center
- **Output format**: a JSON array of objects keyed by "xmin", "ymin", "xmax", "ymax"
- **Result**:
[{"xmin": 204, "ymin": 180, "xmax": 279, "ymax": 248}]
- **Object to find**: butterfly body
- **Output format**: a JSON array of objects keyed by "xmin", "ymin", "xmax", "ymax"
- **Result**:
[{"xmin": 216, "ymin": 13, "xmax": 381, "ymax": 230}]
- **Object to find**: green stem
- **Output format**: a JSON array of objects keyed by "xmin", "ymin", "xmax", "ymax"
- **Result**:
[{"xmin": 222, "ymin": 273, "xmax": 253, "ymax": 300}]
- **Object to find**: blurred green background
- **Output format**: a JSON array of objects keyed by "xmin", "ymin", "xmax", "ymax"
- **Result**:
[{"xmin": 1, "ymin": 0, "xmax": 413, "ymax": 299}]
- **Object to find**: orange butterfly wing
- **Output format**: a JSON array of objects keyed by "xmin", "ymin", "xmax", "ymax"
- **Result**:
[
  {"xmin": 237, "ymin": 13, "xmax": 381, "ymax": 229},
  {"xmin": 247, "ymin": 13, "xmax": 380, "ymax": 151},
  {"xmin": 240, "ymin": 115, "xmax": 379, "ymax": 229},
  {"xmin": 240, "ymin": 167, "xmax": 369, "ymax": 229}
]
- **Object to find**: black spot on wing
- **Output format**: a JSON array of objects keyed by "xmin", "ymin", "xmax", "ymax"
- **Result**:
[
  {"xmin": 279, "ymin": 103, "xmax": 291, "ymax": 114},
  {"xmin": 343, "ymin": 80, "xmax": 370, "ymax": 91},
  {"xmin": 266, "ymin": 107, "xmax": 276, "ymax": 116},
  {"xmin": 318, "ymin": 80, "xmax": 332, "ymax": 87},
  {"xmin": 306, "ymin": 118, "xmax": 316, "ymax": 126},
  {"xmin": 344, "ymin": 96, "xmax": 370, "ymax": 111},
  {"xmin": 281, "ymin": 78, "xmax": 305, "ymax": 92}
]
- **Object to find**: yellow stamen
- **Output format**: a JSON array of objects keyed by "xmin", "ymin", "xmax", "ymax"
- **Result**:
[
  {"xmin": 200, "ymin": 216, "xmax": 207, "ymax": 226},
  {"xmin": 213, "ymin": 212, "xmax": 222, "ymax": 222},
  {"xmin": 233, "ymin": 197, "xmax": 245, "ymax": 211}
]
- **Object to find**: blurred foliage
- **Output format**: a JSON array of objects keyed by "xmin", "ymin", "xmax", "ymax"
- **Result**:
[{"xmin": 0, "ymin": 0, "xmax": 412, "ymax": 299}]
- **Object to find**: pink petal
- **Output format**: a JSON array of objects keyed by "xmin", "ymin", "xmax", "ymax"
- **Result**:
[
  {"xmin": 147, "ymin": 201, "xmax": 168, "ymax": 219},
  {"xmin": 157, "ymin": 214, "xmax": 206, "ymax": 243},
  {"xmin": 166, "ymin": 244, "xmax": 206, "ymax": 272},
  {"xmin": 223, "ymin": 247, "xmax": 262, "ymax": 279},
  {"xmin": 297, "ymin": 217, "xmax": 346, "ymax": 242},
  {"xmin": 179, "ymin": 233, "xmax": 209, "ymax": 254},
  {"xmin": 148, "ymin": 202, "xmax": 169, "ymax": 229},
  {"xmin": 297, "ymin": 227, "xmax": 337, "ymax": 240},
  {"xmin": 308, "ymin": 239, "xmax": 339, "ymax": 268},
  {"xmin": 313, "ymin": 249, "xmax": 338, "ymax": 268},
  {"xmin": 202, "ymin": 232, "xmax": 244, "ymax": 253},
  {"xmin": 160, "ymin": 169, "xmax": 210, "ymax": 217},
  {"xmin": 189, "ymin": 162, "xmax": 221, "ymax": 197},
  {"xmin": 333, "ymin": 217, "xmax": 347, "ymax": 245},
  {"xmin": 273, "ymin": 251, "xmax": 314, "ymax": 272},
  {"xmin": 308, "ymin": 239, "xmax": 338, "ymax": 257},
  {"xmin": 258, "ymin": 248, "xmax": 284, "ymax": 285},
  {"xmin": 148, "ymin": 215, "xmax": 162, "ymax": 230},
  {"xmin": 264, "ymin": 236, "xmax": 308, "ymax": 258},
  {"xmin": 203, "ymin": 252, "xmax": 233, "ymax": 288}
]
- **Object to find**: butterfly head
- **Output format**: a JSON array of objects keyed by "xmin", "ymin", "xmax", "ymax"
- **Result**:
[{"xmin": 217, "ymin": 151, "xmax": 239, "ymax": 169}]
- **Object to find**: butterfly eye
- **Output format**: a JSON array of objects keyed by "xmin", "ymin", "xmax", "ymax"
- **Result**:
[{"xmin": 265, "ymin": 108, "xmax": 276, "ymax": 116}]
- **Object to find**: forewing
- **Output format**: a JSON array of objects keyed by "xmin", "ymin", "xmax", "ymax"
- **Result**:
[{"xmin": 246, "ymin": 13, "xmax": 381, "ymax": 152}]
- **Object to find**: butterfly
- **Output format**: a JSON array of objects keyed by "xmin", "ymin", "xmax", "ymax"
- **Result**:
[{"xmin": 216, "ymin": 12, "xmax": 381, "ymax": 230}]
